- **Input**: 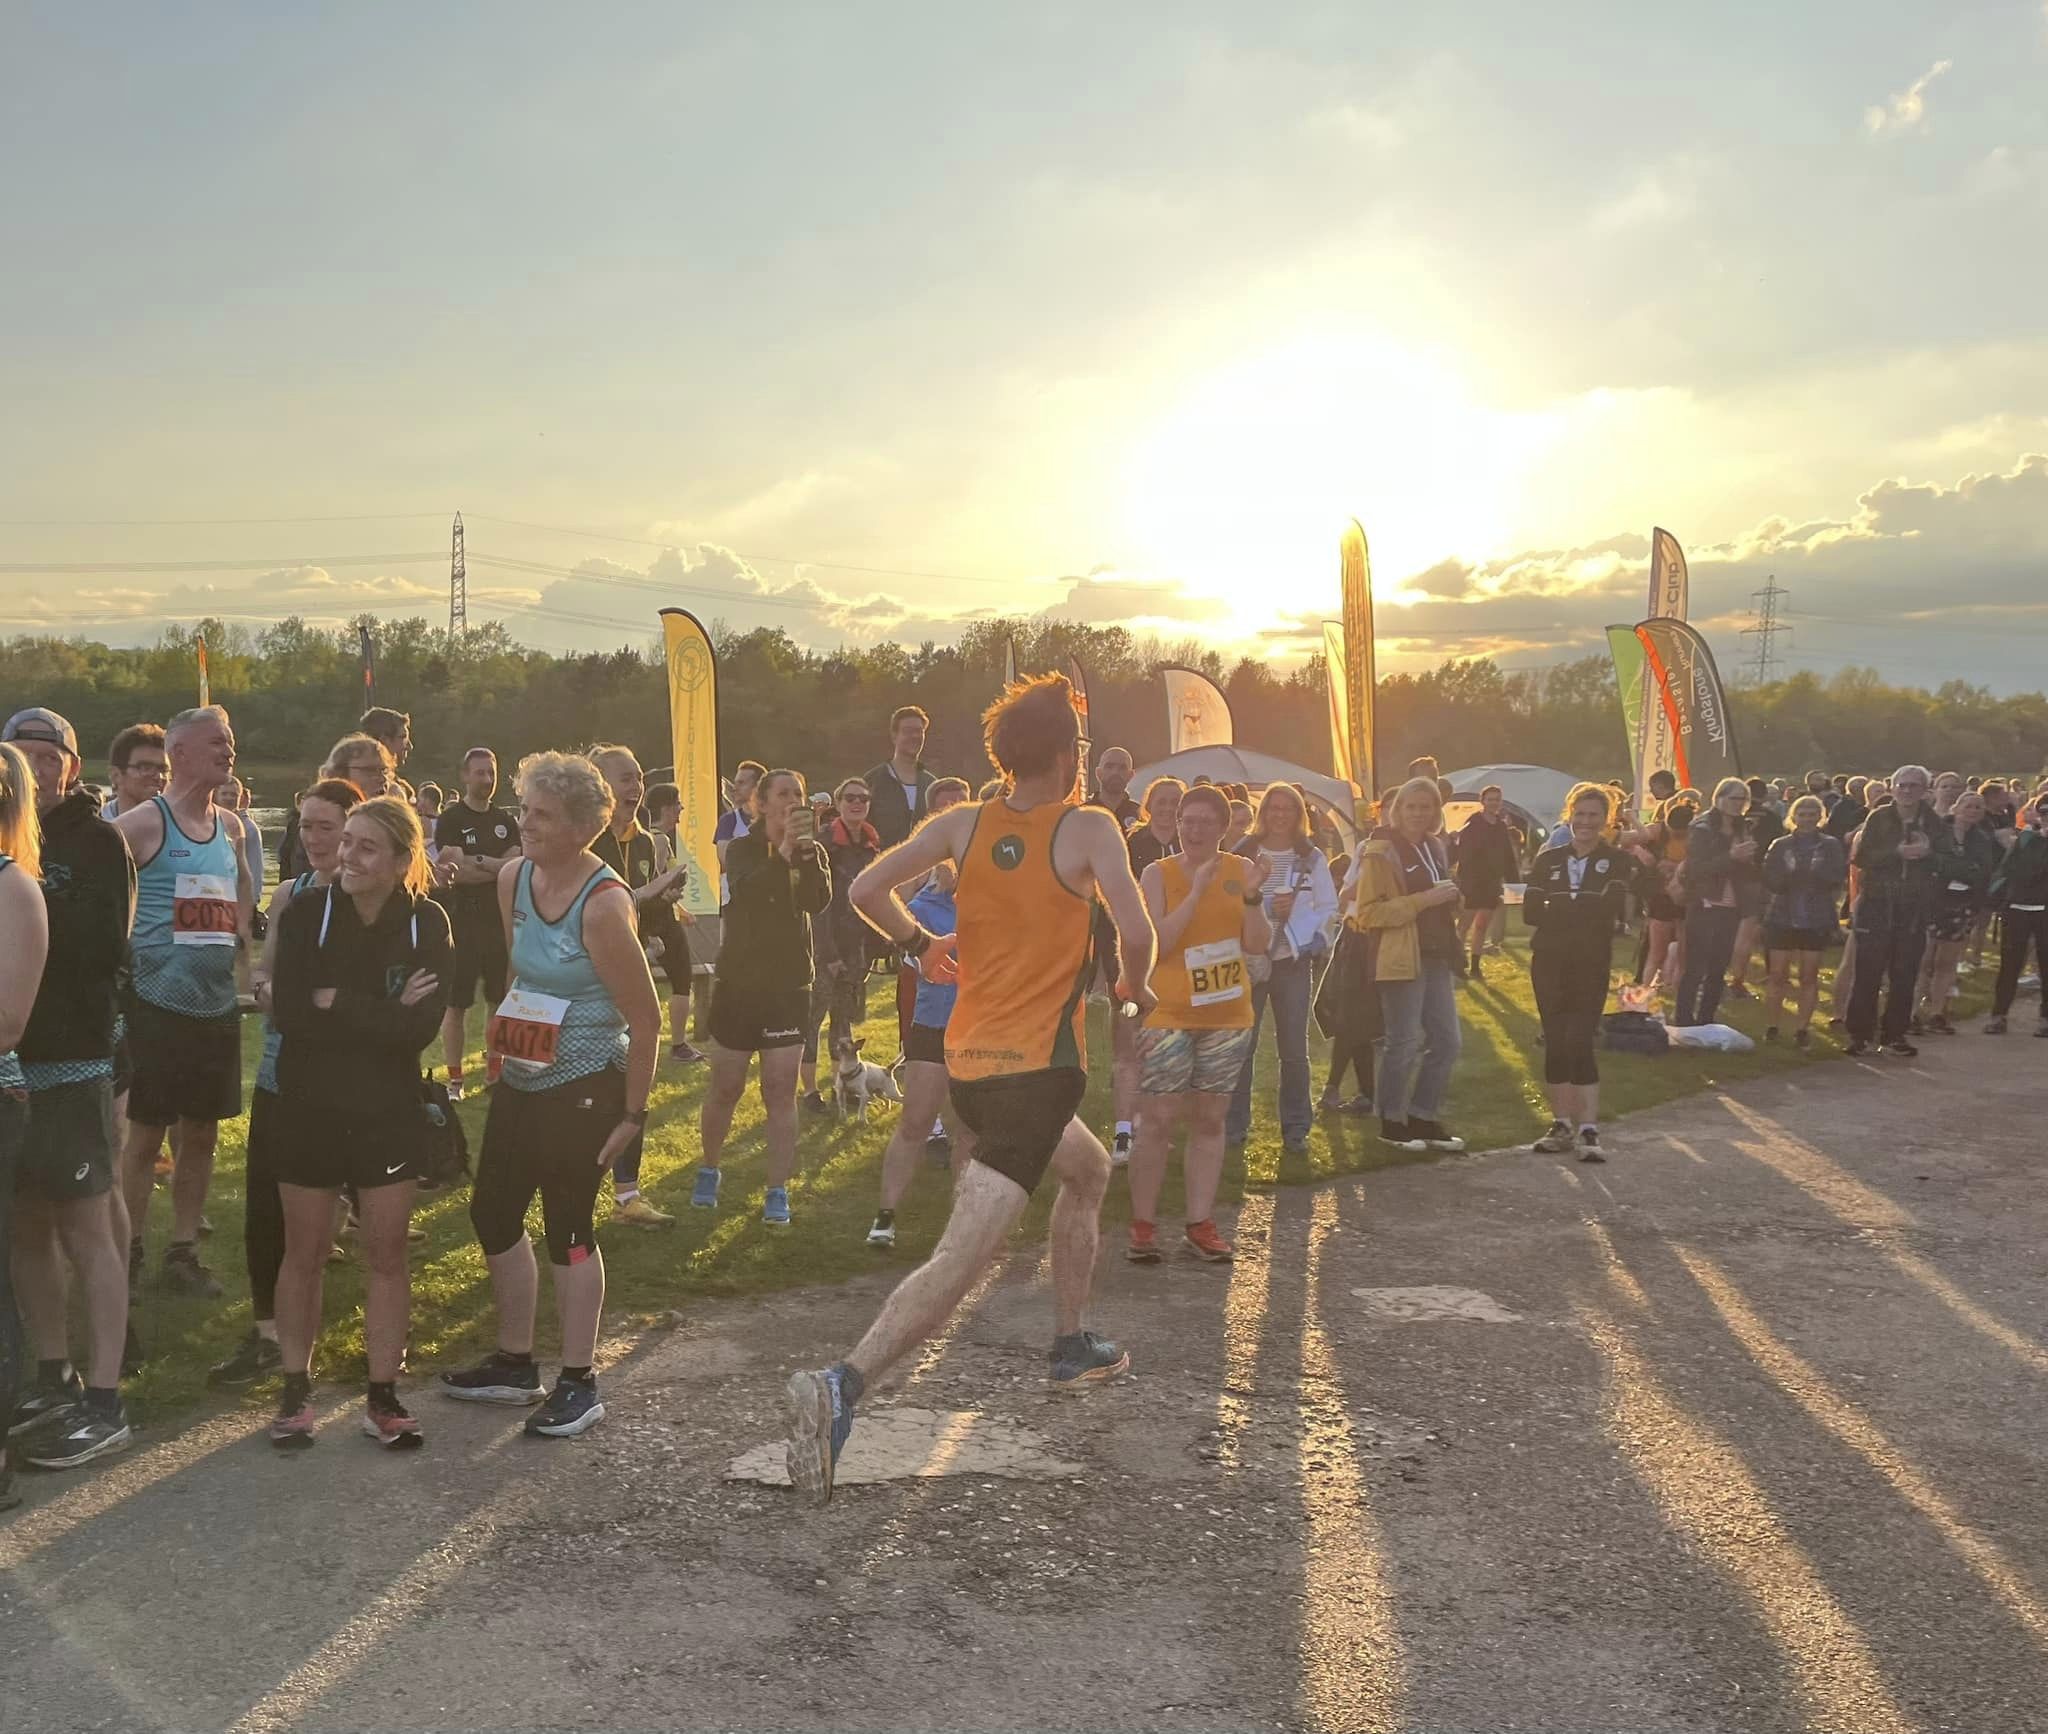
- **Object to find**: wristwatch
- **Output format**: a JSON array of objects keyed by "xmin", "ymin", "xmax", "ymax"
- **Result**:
[
  {"xmin": 902, "ymin": 926, "xmax": 933, "ymax": 959},
  {"xmin": 1242, "ymin": 890, "xmax": 1264, "ymax": 906},
  {"xmin": 623, "ymin": 1109, "xmax": 649, "ymax": 1127}
]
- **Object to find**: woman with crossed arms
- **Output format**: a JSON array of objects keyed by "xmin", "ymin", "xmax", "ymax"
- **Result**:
[{"xmin": 1128, "ymin": 784, "xmax": 1271, "ymax": 1264}]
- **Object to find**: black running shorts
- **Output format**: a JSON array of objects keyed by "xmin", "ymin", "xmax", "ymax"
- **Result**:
[
  {"xmin": 948, "ymin": 1066, "xmax": 1087, "ymax": 1195},
  {"xmin": 470, "ymin": 1066, "xmax": 624, "ymax": 1265},
  {"xmin": 273, "ymin": 1099, "xmax": 424, "ymax": 1192},
  {"xmin": 708, "ymin": 979, "xmax": 810, "ymax": 1054},
  {"xmin": 447, "ymin": 916, "xmax": 511, "ymax": 1011},
  {"xmin": 20, "ymin": 1077, "xmax": 117, "ymax": 1201},
  {"xmin": 124, "ymin": 999, "xmax": 242, "ymax": 1128},
  {"xmin": 902, "ymin": 1021, "xmax": 947, "ymax": 1066}
]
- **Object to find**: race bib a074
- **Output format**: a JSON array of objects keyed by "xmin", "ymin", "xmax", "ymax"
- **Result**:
[{"xmin": 488, "ymin": 986, "xmax": 571, "ymax": 1072}]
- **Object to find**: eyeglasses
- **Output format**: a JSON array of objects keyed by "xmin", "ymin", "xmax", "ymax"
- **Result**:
[
  {"xmin": 121, "ymin": 761, "xmax": 168, "ymax": 778},
  {"xmin": 841, "ymin": 793, "xmax": 871, "ymax": 805}
]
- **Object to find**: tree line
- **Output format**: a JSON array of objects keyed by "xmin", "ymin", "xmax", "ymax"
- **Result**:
[{"xmin": 0, "ymin": 612, "xmax": 2039, "ymax": 798}]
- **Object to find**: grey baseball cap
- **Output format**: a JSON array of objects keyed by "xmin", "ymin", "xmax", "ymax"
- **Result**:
[{"xmin": 3, "ymin": 707, "xmax": 80, "ymax": 760}]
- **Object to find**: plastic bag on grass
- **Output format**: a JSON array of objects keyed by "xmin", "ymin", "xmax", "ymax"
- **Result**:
[{"xmin": 1661, "ymin": 1021, "xmax": 1754, "ymax": 1053}]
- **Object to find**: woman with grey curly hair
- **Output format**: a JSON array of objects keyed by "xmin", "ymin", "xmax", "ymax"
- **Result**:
[{"xmin": 441, "ymin": 751, "xmax": 661, "ymax": 1440}]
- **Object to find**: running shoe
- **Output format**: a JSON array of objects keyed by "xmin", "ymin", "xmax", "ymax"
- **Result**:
[
  {"xmin": 925, "ymin": 1130, "xmax": 952, "ymax": 1167},
  {"xmin": 1342, "ymin": 1095, "xmax": 1374, "ymax": 1116},
  {"xmin": 1794, "ymin": 1028, "xmax": 1812, "ymax": 1050},
  {"xmin": 1317, "ymin": 1091, "xmax": 1345, "ymax": 1114},
  {"xmin": 1578, "ymin": 1127, "xmax": 1606, "ymax": 1165},
  {"xmin": 445, "ymin": 1075, "xmax": 466, "ymax": 1103},
  {"xmin": 197, "ymin": 1215, "xmax": 213, "ymax": 1237},
  {"xmin": 1378, "ymin": 1119, "xmax": 1426, "ymax": 1152},
  {"xmin": 525, "ymin": 1376, "xmax": 604, "ymax": 1438},
  {"xmin": 10, "ymin": 1368, "xmax": 82, "ymax": 1438},
  {"xmin": 689, "ymin": 1166, "xmax": 722, "ymax": 1210},
  {"xmin": 1531, "ymin": 1119, "xmax": 1574, "ymax": 1154},
  {"xmin": 1110, "ymin": 1130, "xmax": 1132, "ymax": 1167},
  {"xmin": 439, "ymin": 1351, "xmax": 545, "ymax": 1405},
  {"xmin": 1184, "ymin": 1220, "xmax": 1233, "ymax": 1262},
  {"xmin": 1985, "ymin": 1015, "xmax": 2008, "ymax": 1035},
  {"xmin": 1929, "ymin": 1014, "xmax": 1956, "ymax": 1035},
  {"xmin": 270, "ymin": 1397, "xmax": 317, "ymax": 1450},
  {"xmin": 1408, "ymin": 1119, "xmax": 1466, "ymax": 1154},
  {"xmin": 866, "ymin": 1209, "xmax": 897, "ymax": 1248},
  {"xmin": 1908, "ymin": 1015, "xmax": 1927, "ymax": 1036},
  {"xmin": 762, "ymin": 1185, "xmax": 792, "ymax": 1227},
  {"xmin": 361, "ymin": 1396, "xmax": 424, "ymax": 1450},
  {"xmin": 1048, "ymin": 1330, "xmax": 1129, "ymax": 1389},
  {"xmin": 160, "ymin": 1248, "xmax": 223, "ymax": 1299},
  {"xmin": 670, "ymin": 1040, "xmax": 707, "ymax": 1063},
  {"xmin": 208, "ymin": 1329, "xmax": 282, "ymax": 1389},
  {"xmin": 1763, "ymin": 1025, "xmax": 1780, "ymax": 1043},
  {"xmin": 26, "ymin": 1405, "xmax": 132, "ymax": 1469},
  {"xmin": 1282, "ymin": 1135, "xmax": 1310, "ymax": 1156},
  {"xmin": 612, "ymin": 1196, "xmax": 675, "ymax": 1227},
  {"xmin": 802, "ymin": 1090, "xmax": 833, "ymax": 1117},
  {"xmin": 1126, "ymin": 1221, "xmax": 1161, "ymax": 1264},
  {"xmin": 1887, "ymin": 1039, "xmax": 1919, "ymax": 1058},
  {"xmin": 784, "ymin": 1364, "xmax": 856, "ymax": 1504}
]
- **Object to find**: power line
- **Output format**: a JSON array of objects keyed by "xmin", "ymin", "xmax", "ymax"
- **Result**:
[
  {"xmin": 1741, "ymin": 575, "xmax": 1789, "ymax": 685},
  {"xmin": 0, "ymin": 513, "xmax": 448, "ymax": 527},
  {"xmin": 0, "ymin": 551, "xmax": 443, "ymax": 575}
]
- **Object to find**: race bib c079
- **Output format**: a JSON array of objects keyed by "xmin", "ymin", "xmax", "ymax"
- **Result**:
[
  {"xmin": 488, "ymin": 986, "xmax": 571, "ymax": 1072},
  {"xmin": 172, "ymin": 873, "xmax": 238, "ymax": 945},
  {"xmin": 1185, "ymin": 937, "xmax": 1246, "ymax": 1008}
]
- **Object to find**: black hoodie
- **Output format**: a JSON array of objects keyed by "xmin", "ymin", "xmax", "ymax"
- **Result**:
[
  {"xmin": 273, "ymin": 881, "xmax": 452, "ymax": 1118},
  {"xmin": 20, "ymin": 789, "xmax": 135, "ymax": 1067}
]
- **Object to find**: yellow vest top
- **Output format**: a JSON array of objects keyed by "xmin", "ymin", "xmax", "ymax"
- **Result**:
[
  {"xmin": 945, "ymin": 797, "xmax": 1094, "ymax": 1080},
  {"xmin": 1146, "ymin": 853, "xmax": 1256, "ymax": 1030}
]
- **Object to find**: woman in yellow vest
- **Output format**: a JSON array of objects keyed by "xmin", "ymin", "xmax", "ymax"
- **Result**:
[{"xmin": 1128, "ymin": 784, "xmax": 1271, "ymax": 1263}]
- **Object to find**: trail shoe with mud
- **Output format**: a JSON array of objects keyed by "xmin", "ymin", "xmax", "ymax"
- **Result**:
[
  {"xmin": 785, "ymin": 1363, "xmax": 859, "ymax": 1505},
  {"xmin": 1048, "ymin": 1330, "xmax": 1129, "ymax": 1389}
]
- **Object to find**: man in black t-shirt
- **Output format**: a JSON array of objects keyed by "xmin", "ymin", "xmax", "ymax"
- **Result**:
[{"xmin": 432, "ymin": 747, "xmax": 521, "ymax": 1098}]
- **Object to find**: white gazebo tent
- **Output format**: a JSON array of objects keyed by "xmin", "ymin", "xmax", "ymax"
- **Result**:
[
  {"xmin": 1129, "ymin": 745, "xmax": 1360, "ymax": 840},
  {"xmin": 1438, "ymin": 763, "xmax": 1581, "ymax": 838}
]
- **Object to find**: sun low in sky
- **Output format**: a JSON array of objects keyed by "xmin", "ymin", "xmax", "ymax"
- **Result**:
[{"xmin": 3, "ymin": 5, "xmax": 2045, "ymax": 686}]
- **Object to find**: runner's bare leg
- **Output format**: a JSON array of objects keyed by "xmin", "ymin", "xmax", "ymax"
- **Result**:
[
  {"xmin": 846, "ymin": 1161, "xmax": 1026, "ymax": 1382},
  {"xmin": 1047, "ymin": 1118, "xmax": 1112, "ymax": 1337}
]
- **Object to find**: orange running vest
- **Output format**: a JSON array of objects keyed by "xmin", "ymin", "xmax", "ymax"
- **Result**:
[
  {"xmin": 1145, "ymin": 853, "xmax": 1257, "ymax": 1031},
  {"xmin": 945, "ymin": 796, "xmax": 1094, "ymax": 1080}
]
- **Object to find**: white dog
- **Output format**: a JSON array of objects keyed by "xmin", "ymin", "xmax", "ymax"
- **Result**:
[{"xmin": 830, "ymin": 1033, "xmax": 902, "ymax": 1123}]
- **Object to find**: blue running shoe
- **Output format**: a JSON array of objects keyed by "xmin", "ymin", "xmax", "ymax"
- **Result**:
[
  {"xmin": 1048, "ymin": 1329, "xmax": 1130, "ymax": 1390},
  {"xmin": 784, "ymin": 1365, "xmax": 856, "ymax": 1504},
  {"xmin": 762, "ymin": 1185, "xmax": 791, "ymax": 1226},
  {"xmin": 525, "ymin": 1375, "xmax": 605, "ymax": 1438},
  {"xmin": 689, "ymin": 1166, "xmax": 721, "ymax": 1210}
]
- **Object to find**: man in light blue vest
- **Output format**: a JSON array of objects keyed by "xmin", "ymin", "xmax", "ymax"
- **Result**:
[{"xmin": 110, "ymin": 706, "xmax": 257, "ymax": 1299}]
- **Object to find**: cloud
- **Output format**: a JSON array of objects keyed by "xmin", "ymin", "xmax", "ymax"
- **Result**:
[
  {"xmin": 1590, "ymin": 158, "xmax": 1706, "ymax": 231},
  {"xmin": 1040, "ymin": 569, "xmax": 1228, "ymax": 627},
  {"xmin": 1864, "ymin": 59, "xmax": 1952, "ymax": 137}
]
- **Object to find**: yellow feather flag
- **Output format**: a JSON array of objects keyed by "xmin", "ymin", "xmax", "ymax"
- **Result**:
[{"xmin": 661, "ymin": 608, "xmax": 722, "ymax": 917}]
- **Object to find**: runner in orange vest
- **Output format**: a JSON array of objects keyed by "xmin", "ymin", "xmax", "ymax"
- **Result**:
[{"xmin": 782, "ymin": 673, "xmax": 1157, "ymax": 1504}]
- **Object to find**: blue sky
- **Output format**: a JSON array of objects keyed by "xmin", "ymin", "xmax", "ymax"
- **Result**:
[{"xmin": 5, "ymin": 3, "xmax": 2046, "ymax": 687}]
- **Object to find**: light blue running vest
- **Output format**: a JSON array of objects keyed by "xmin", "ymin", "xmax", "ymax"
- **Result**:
[
  {"xmin": 131, "ymin": 794, "xmax": 241, "ymax": 1018},
  {"xmin": 495, "ymin": 861, "xmax": 628, "ymax": 1092}
]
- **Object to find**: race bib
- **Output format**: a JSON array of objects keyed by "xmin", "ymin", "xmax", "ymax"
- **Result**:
[
  {"xmin": 1185, "ymin": 937, "xmax": 1246, "ymax": 1008},
  {"xmin": 172, "ymin": 873, "xmax": 237, "ymax": 945},
  {"xmin": 488, "ymin": 986, "xmax": 570, "ymax": 1072}
]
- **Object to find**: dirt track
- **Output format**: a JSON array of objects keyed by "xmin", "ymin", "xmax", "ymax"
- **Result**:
[{"xmin": 6, "ymin": 1023, "xmax": 2047, "ymax": 1733}]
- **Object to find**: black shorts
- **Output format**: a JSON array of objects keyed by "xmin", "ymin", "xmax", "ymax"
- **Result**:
[
  {"xmin": 20, "ymin": 1077, "xmax": 117, "ymax": 1201},
  {"xmin": 124, "ymin": 999, "xmax": 242, "ymax": 1127},
  {"xmin": 1765, "ymin": 926, "xmax": 1830, "ymax": 953},
  {"xmin": 274, "ymin": 1098, "xmax": 424, "ymax": 1192},
  {"xmin": 471, "ymin": 1066, "xmax": 624, "ymax": 1265},
  {"xmin": 903, "ymin": 1022, "xmax": 947, "ymax": 1065},
  {"xmin": 949, "ymin": 1067, "xmax": 1087, "ymax": 1195},
  {"xmin": 708, "ymin": 978, "xmax": 810, "ymax": 1053},
  {"xmin": 112, "ymin": 1030, "xmax": 134, "ymax": 1099},
  {"xmin": 448, "ymin": 917, "xmax": 511, "ymax": 1010}
]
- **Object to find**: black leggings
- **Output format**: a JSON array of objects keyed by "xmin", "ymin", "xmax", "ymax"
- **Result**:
[
  {"xmin": 1533, "ymin": 944, "xmax": 1608, "ymax": 1086},
  {"xmin": 1324, "ymin": 1042, "xmax": 1375, "ymax": 1100},
  {"xmin": 469, "ymin": 1068, "xmax": 624, "ymax": 1266},
  {"xmin": 244, "ymin": 1088, "xmax": 286, "ymax": 1320},
  {"xmin": 1994, "ymin": 908, "xmax": 2048, "ymax": 1016},
  {"xmin": 0, "ymin": 1093, "xmax": 25, "ymax": 1480}
]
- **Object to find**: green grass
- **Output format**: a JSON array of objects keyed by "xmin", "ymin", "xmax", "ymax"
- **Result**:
[{"xmin": 110, "ymin": 914, "xmax": 1982, "ymax": 1425}]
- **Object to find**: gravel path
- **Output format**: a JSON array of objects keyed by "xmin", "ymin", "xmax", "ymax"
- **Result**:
[{"xmin": 6, "ymin": 1024, "xmax": 2046, "ymax": 1733}]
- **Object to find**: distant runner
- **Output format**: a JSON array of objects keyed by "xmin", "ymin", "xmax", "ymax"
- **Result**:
[{"xmin": 784, "ymin": 674, "xmax": 1155, "ymax": 1504}]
